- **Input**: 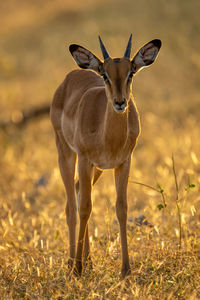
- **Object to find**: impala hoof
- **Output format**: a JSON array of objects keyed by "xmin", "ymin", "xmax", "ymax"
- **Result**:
[
  {"xmin": 74, "ymin": 261, "xmax": 82, "ymax": 277},
  {"xmin": 84, "ymin": 255, "xmax": 93, "ymax": 269},
  {"xmin": 121, "ymin": 265, "xmax": 131, "ymax": 279},
  {"xmin": 68, "ymin": 258, "xmax": 74, "ymax": 269}
]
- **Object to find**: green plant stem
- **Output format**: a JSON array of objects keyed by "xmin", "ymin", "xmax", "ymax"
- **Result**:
[
  {"xmin": 129, "ymin": 180, "xmax": 167, "ymax": 208},
  {"xmin": 172, "ymin": 154, "xmax": 182, "ymax": 249}
]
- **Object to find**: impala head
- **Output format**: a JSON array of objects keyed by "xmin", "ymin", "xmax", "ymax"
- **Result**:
[{"xmin": 69, "ymin": 35, "xmax": 161, "ymax": 113}]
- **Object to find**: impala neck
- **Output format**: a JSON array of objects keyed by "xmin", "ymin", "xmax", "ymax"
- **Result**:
[{"xmin": 103, "ymin": 100, "xmax": 128, "ymax": 149}]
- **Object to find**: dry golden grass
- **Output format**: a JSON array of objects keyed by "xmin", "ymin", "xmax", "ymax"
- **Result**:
[{"xmin": 0, "ymin": 0, "xmax": 200, "ymax": 298}]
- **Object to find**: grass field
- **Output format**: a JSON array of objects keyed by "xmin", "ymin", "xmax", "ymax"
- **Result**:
[{"xmin": 0, "ymin": 0, "xmax": 200, "ymax": 298}]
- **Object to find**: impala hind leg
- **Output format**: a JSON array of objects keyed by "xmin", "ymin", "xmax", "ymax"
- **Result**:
[
  {"xmin": 75, "ymin": 168, "xmax": 102, "ymax": 266},
  {"xmin": 56, "ymin": 132, "xmax": 77, "ymax": 268},
  {"xmin": 114, "ymin": 157, "xmax": 131, "ymax": 278}
]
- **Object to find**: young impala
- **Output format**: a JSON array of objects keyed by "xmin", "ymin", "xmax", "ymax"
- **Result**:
[{"xmin": 50, "ymin": 35, "xmax": 161, "ymax": 278}]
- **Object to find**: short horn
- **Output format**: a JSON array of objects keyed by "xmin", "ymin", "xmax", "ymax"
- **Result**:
[
  {"xmin": 98, "ymin": 35, "xmax": 110, "ymax": 60},
  {"xmin": 124, "ymin": 34, "xmax": 132, "ymax": 59}
]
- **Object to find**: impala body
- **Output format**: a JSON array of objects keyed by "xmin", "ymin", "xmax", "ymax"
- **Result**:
[{"xmin": 51, "ymin": 35, "xmax": 161, "ymax": 277}]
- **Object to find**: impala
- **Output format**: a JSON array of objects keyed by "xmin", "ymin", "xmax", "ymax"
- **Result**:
[{"xmin": 50, "ymin": 34, "xmax": 161, "ymax": 278}]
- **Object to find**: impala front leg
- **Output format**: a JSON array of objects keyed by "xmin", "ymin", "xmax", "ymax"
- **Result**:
[
  {"xmin": 114, "ymin": 157, "xmax": 131, "ymax": 278},
  {"xmin": 74, "ymin": 157, "xmax": 93, "ymax": 276}
]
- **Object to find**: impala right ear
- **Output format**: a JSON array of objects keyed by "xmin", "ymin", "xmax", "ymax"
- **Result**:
[{"xmin": 69, "ymin": 44, "xmax": 103, "ymax": 73}]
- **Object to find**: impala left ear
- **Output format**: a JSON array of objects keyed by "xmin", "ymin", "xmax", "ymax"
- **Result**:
[
  {"xmin": 69, "ymin": 44, "xmax": 103, "ymax": 73},
  {"xmin": 131, "ymin": 39, "xmax": 162, "ymax": 73}
]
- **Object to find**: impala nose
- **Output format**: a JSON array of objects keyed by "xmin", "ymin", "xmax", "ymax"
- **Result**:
[{"xmin": 114, "ymin": 99, "xmax": 127, "ymax": 112}]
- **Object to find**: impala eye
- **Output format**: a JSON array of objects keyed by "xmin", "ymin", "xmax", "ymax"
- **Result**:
[
  {"xmin": 102, "ymin": 73, "xmax": 109, "ymax": 83},
  {"xmin": 128, "ymin": 71, "xmax": 134, "ymax": 81}
]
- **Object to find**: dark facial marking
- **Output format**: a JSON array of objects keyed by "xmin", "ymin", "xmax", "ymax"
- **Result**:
[
  {"xmin": 113, "ymin": 58, "xmax": 121, "ymax": 63},
  {"xmin": 116, "ymin": 77, "xmax": 122, "ymax": 94}
]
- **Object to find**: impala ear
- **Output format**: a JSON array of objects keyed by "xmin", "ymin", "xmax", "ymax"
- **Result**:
[
  {"xmin": 131, "ymin": 39, "xmax": 161, "ymax": 73},
  {"xmin": 69, "ymin": 44, "xmax": 103, "ymax": 73}
]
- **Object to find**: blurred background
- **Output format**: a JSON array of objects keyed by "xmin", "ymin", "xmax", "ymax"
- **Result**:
[{"xmin": 0, "ymin": 0, "xmax": 200, "ymax": 253}]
